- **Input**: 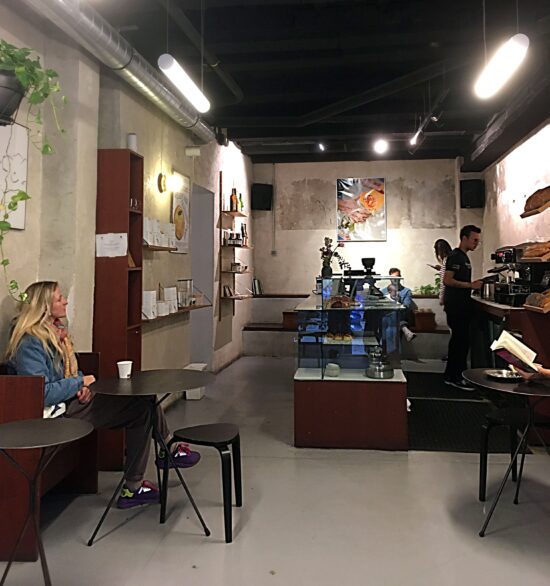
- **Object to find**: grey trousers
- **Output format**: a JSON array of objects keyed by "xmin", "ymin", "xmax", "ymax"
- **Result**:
[{"xmin": 65, "ymin": 395, "xmax": 169, "ymax": 482}]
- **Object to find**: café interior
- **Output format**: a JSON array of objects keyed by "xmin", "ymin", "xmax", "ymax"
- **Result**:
[{"xmin": 1, "ymin": 0, "xmax": 550, "ymax": 584}]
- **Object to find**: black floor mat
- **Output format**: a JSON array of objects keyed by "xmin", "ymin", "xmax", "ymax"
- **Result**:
[
  {"xmin": 405, "ymin": 371, "xmax": 481, "ymax": 400},
  {"xmin": 407, "ymin": 399, "xmax": 516, "ymax": 453},
  {"xmin": 405, "ymin": 371, "xmax": 528, "ymax": 453}
]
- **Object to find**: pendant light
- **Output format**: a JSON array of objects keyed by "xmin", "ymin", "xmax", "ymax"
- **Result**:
[
  {"xmin": 474, "ymin": 1, "xmax": 529, "ymax": 99},
  {"xmin": 158, "ymin": 54, "xmax": 211, "ymax": 113},
  {"xmin": 158, "ymin": 0, "xmax": 210, "ymax": 113}
]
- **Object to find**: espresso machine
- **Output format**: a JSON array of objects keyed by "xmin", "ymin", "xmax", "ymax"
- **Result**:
[{"xmin": 490, "ymin": 244, "xmax": 550, "ymax": 306}]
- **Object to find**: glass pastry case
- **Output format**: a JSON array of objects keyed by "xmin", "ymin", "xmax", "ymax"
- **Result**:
[{"xmin": 295, "ymin": 274, "xmax": 406, "ymax": 380}]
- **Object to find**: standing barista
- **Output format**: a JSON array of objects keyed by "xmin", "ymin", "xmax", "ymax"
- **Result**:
[{"xmin": 443, "ymin": 225, "xmax": 483, "ymax": 390}]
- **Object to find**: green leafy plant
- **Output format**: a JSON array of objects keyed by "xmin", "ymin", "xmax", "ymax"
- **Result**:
[
  {"xmin": 414, "ymin": 274, "xmax": 441, "ymax": 296},
  {"xmin": 0, "ymin": 39, "xmax": 65, "ymax": 301}
]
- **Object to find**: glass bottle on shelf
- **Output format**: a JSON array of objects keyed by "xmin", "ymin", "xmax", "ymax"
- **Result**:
[
  {"xmin": 239, "ymin": 192, "xmax": 244, "ymax": 212},
  {"xmin": 230, "ymin": 188, "xmax": 238, "ymax": 212}
]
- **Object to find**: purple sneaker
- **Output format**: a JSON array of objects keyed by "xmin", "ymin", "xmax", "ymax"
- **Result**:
[
  {"xmin": 156, "ymin": 444, "xmax": 201, "ymax": 470},
  {"xmin": 117, "ymin": 480, "xmax": 159, "ymax": 509}
]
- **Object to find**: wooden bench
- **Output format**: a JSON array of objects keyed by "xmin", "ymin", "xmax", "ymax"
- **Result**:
[{"xmin": 0, "ymin": 353, "xmax": 100, "ymax": 562}]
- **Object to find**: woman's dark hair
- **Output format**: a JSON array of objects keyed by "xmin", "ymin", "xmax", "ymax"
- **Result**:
[{"xmin": 434, "ymin": 239, "xmax": 452, "ymax": 263}]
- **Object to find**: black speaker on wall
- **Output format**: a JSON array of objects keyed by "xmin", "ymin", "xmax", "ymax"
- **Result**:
[
  {"xmin": 460, "ymin": 179, "xmax": 485, "ymax": 208},
  {"xmin": 251, "ymin": 183, "xmax": 273, "ymax": 210}
]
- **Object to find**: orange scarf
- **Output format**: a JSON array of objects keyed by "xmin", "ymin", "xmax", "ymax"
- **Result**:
[{"xmin": 52, "ymin": 319, "xmax": 78, "ymax": 378}]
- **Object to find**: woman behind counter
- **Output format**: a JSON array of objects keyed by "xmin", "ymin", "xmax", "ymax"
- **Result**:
[
  {"xmin": 6, "ymin": 281, "xmax": 200, "ymax": 509},
  {"xmin": 432, "ymin": 239, "xmax": 453, "ymax": 305}
]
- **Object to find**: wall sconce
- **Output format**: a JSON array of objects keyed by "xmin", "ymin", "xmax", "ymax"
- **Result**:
[
  {"xmin": 157, "ymin": 173, "xmax": 167, "ymax": 193},
  {"xmin": 166, "ymin": 173, "xmax": 184, "ymax": 193}
]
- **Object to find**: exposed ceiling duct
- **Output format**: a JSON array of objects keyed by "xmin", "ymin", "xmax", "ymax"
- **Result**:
[{"xmin": 20, "ymin": 0, "xmax": 215, "ymax": 144}]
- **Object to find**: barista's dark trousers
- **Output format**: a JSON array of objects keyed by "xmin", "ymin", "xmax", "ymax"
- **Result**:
[{"xmin": 444, "ymin": 301, "xmax": 472, "ymax": 382}]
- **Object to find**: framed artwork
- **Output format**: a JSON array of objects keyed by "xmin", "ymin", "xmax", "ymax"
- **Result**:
[
  {"xmin": 337, "ymin": 177, "xmax": 386, "ymax": 242},
  {"xmin": 171, "ymin": 171, "xmax": 190, "ymax": 254},
  {"xmin": 0, "ymin": 124, "xmax": 29, "ymax": 230}
]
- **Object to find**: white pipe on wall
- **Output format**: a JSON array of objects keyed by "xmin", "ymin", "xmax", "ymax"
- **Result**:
[{"xmin": 20, "ymin": 0, "xmax": 215, "ymax": 144}]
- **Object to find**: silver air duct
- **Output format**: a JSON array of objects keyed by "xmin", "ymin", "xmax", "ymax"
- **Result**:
[{"xmin": 20, "ymin": 0, "xmax": 215, "ymax": 144}]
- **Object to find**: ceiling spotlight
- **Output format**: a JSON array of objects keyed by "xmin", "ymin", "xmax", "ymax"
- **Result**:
[
  {"xmin": 409, "ymin": 130, "xmax": 422, "ymax": 146},
  {"xmin": 373, "ymin": 139, "xmax": 389, "ymax": 154},
  {"xmin": 318, "ymin": 143, "xmax": 325, "ymax": 151},
  {"xmin": 158, "ymin": 53, "xmax": 211, "ymax": 113},
  {"xmin": 474, "ymin": 33, "xmax": 529, "ymax": 99}
]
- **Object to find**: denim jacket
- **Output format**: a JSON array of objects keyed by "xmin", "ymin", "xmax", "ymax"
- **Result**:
[{"xmin": 10, "ymin": 335, "xmax": 83, "ymax": 409}]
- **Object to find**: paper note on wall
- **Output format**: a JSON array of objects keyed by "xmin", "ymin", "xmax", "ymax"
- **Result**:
[{"xmin": 96, "ymin": 233, "xmax": 128, "ymax": 257}]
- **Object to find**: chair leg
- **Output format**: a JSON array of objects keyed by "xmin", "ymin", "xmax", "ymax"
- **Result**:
[
  {"xmin": 232, "ymin": 434, "xmax": 243, "ymax": 507},
  {"xmin": 217, "ymin": 446, "xmax": 233, "ymax": 543},
  {"xmin": 160, "ymin": 463, "xmax": 170, "ymax": 524},
  {"xmin": 510, "ymin": 427, "xmax": 518, "ymax": 483},
  {"xmin": 479, "ymin": 422, "xmax": 490, "ymax": 502}
]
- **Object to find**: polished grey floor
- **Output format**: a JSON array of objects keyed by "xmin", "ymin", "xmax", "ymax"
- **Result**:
[{"xmin": 4, "ymin": 357, "xmax": 550, "ymax": 585}]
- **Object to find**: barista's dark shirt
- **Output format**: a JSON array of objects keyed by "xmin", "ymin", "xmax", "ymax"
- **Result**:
[{"xmin": 443, "ymin": 248, "xmax": 472, "ymax": 307}]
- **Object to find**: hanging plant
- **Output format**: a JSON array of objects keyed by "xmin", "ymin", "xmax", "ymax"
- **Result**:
[{"xmin": 0, "ymin": 39, "xmax": 65, "ymax": 301}]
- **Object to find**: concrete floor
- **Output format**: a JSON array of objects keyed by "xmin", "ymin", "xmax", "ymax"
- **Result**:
[{"xmin": 4, "ymin": 357, "xmax": 550, "ymax": 585}]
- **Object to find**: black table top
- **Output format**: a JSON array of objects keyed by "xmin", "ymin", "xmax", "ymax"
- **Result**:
[
  {"xmin": 0, "ymin": 418, "xmax": 93, "ymax": 450},
  {"xmin": 91, "ymin": 369, "xmax": 216, "ymax": 397},
  {"xmin": 464, "ymin": 368, "xmax": 550, "ymax": 398}
]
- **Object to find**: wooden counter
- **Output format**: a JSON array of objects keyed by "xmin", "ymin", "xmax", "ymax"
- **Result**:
[
  {"xmin": 473, "ymin": 297, "xmax": 550, "ymax": 365},
  {"xmin": 474, "ymin": 298, "xmax": 550, "ymax": 432}
]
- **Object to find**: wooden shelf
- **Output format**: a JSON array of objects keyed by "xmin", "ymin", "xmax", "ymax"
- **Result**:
[
  {"xmin": 128, "ymin": 267, "xmax": 142, "ymax": 272},
  {"xmin": 143, "ymin": 244, "xmax": 178, "ymax": 251},
  {"xmin": 222, "ymin": 210, "xmax": 247, "ymax": 218},
  {"xmin": 142, "ymin": 304, "xmax": 212, "ymax": 324},
  {"xmin": 221, "ymin": 245, "xmax": 253, "ymax": 250},
  {"xmin": 221, "ymin": 295, "xmax": 253, "ymax": 300},
  {"xmin": 221, "ymin": 270, "xmax": 251, "ymax": 274},
  {"xmin": 129, "ymin": 208, "xmax": 142, "ymax": 215},
  {"xmin": 127, "ymin": 323, "xmax": 142, "ymax": 330}
]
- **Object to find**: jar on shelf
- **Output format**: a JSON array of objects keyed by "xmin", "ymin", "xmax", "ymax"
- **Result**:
[{"xmin": 176, "ymin": 279, "xmax": 193, "ymax": 308}]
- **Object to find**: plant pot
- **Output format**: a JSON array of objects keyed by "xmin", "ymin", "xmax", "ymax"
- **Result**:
[
  {"xmin": 321, "ymin": 265, "xmax": 333, "ymax": 278},
  {"xmin": 0, "ymin": 71, "xmax": 24, "ymax": 126}
]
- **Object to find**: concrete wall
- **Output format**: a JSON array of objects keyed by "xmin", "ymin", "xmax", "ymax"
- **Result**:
[
  {"xmin": 0, "ymin": 1, "xmax": 98, "ymax": 351},
  {"xmin": 98, "ymin": 73, "xmax": 253, "ymax": 372},
  {"xmin": 0, "ymin": 2, "xmax": 253, "ymax": 373},
  {"xmin": 252, "ymin": 159, "xmax": 479, "ymax": 294},
  {"xmin": 481, "ymin": 122, "xmax": 550, "ymax": 273}
]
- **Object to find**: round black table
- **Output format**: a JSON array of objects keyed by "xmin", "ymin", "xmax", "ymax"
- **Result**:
[
  {"xmin": 87, "ymin": 369, "xmax": 215, "ymax": 546},
  {"xmin": 463, "ymin": 368, "xmax": 550, "ymax": 537},
  {"xmin": 0, "ymin": 418, "xmax": 93, "ymax": 586}
]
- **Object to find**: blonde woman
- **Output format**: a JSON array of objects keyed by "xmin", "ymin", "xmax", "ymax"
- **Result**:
[{"xmin": 6, "ymin": 281, "xmax": 199, "ymax": 509}]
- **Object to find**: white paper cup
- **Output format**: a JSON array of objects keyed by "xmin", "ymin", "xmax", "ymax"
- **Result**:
[{"xmin": 117, "ymin": 360, "xmax": 133, "ymax": 379}]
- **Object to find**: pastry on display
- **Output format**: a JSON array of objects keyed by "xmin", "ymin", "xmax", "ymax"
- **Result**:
[
  {"xmin": 524, "ymin": 186, "xmax": 550, "ymax": 213},
  {"xmin": 523, "ymin": 241, "xmax": 550, "ymax": 258},
  {"xmin": 525, "ymin": 290, "xmax": 550, "ymax": 309}
]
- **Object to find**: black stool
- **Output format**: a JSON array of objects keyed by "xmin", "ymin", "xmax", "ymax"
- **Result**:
[{"xmin": 163, "ymin": 423, "xmax": 242, "ymax": 543}]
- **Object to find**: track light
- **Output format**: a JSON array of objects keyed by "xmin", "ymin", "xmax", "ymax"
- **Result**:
[
  {"xmin": 373, "ymin": 139, "xmax": 389, "ymax": 154},
  {"xmin": 474, "ymin": 34, "xmax": 529, "ymax": 99},
  {"xmin": 158, "ymin": 53, "xmax": 211, "ymax": 113},
  {"xmin": 408, "ymin": 130, "xmax": 425, "ymax": 155},
  {"xmin": 318, "ymin": 143, "xmax": 325, "ymax": 151}
]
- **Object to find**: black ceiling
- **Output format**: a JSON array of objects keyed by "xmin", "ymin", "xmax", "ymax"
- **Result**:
[{"xmin": 93, "ymin": 0, "xmax": 550, "ymax": 169}]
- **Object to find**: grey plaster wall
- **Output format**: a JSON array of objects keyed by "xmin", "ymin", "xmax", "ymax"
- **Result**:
[
  {"xmin": 0, "ymin": 0, "xmax": 253, "ymax": 373},
  {"xmin": 482, "ymin": 122, "xmax": 550, "ymax": 273},
  {"xmin": 253, "ymin": 159, "xmax": 462, "ymax": 294},
  {"xmin": 0, "ymin": 1, "xmax": 98, "ymax": 351},
  {"xmin": 98, "ymin": 75, "xmax": 253, "ymax": 372}
]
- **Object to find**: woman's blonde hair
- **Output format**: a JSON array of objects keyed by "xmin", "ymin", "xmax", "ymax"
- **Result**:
[{"xmin": 6, "ymin": 281, "xmax": 64, "ymax": 362}]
